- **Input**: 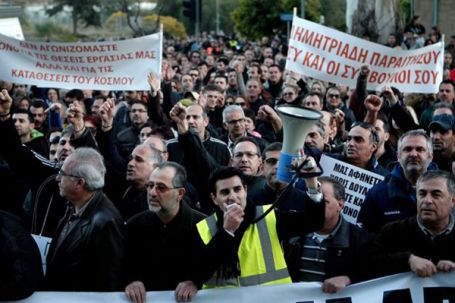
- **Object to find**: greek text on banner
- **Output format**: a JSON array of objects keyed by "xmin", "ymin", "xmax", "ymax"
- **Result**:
[
  {"xmin": 0, "ymin": 32, "xmax": 162, "ymax": 91},
  {"xmin": 319, "ymin": 154, "xmax": 384, "ymax": 224},
  {"xmin": 286, "ymin": 15, "xmax": 444, "ymax": 94},
  {"xmin": 12, "ymin": 272, "xmax": 455, "ymax": 303}
]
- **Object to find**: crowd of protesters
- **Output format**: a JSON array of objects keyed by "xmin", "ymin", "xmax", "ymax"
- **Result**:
[{"xmin": 1, "ymin": 16, "xmax": 455, "ymax": 302}]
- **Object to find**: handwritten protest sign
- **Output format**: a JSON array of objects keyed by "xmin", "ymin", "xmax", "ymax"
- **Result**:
[
  {"xmin": 0, "ymin": 32, "xmax": 162, "ymax": 90},
  {"xmin": 286, "ymin": 16, "xmax": 444, "ymax": 93},
  {"xmin": 320, "ymin": 154, "xmax": 384, "ymax": 223}
]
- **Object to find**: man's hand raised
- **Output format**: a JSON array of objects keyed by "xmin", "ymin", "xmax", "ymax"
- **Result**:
[{"xmin": 0, "ymin": 89, "xmax": 13, "ymax": 118}]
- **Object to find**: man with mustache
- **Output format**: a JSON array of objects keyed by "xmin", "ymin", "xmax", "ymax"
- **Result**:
[
  {"xmin": 358, "ymin": 130, "xmax": 436, "ymax": 233},
  {"xmin": 328, "ymin": 121, "xmax": 389, "ymax": 177},
  {"xmin": 364, "ymin": 170, "xmax": 455, "ymax": 279}
]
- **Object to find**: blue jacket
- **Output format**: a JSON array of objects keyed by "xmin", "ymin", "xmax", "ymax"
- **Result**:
[{"xmin": 358, "ymin": 162, "xmax": 438, "ymax": 233}]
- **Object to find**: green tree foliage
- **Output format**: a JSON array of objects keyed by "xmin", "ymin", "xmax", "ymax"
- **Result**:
[
  {"xmin": 320, "ymin": 0, "xmax": 346, "ymax": 31},
  {"xmin": 46, "ymin": 0, "xmax": 104, "ymax": 35},
  {"xmin": 282, "ymin": 0, "xmax": 321, "ymax": 23},
  {"xmin": 231, "ymin": 0, "xmax": 284, "ymax": 40}
]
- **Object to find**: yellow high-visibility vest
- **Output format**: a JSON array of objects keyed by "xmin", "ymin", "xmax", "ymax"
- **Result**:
[{"xmin": 196, "ymin": 205, "xmax": 292, "ymax": 288}]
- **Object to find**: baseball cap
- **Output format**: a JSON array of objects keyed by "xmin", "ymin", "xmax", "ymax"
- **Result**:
[{"xmin": 429, "ymin": 114, "xmax": 455, "ymax": 132}]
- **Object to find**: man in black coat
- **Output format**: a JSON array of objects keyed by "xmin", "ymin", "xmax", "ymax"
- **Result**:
[
  {"xmin": 0, "ymin": 210, "xmax": 43, "ymax": 300},
  {"xmin": 124, "ymin": 162, "xmax": 206, "ymax": 303},
  {"xmin": 44, "ymin": 148, "xmax": 124, "ymax": 291},
  {"xmin": 365, "ymin": 170, "xmax": 455, "ymax": 279}
]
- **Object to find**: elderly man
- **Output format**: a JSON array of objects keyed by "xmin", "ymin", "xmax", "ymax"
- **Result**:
[
  {"xmin": 358, "ymin": 130, "xmax": 436, "ymax": 233},
  {"xmin": 365, "ymin": 170, "xmax": 455, "ymax": 279},
  {"xmin": 285, "ymin": 177, "xmax": 373, "ymax": 293},
  {"xmin": 124, "ymin": 162, "xmax": 206, "ymax": 303},
  {"xmin": 174, "ymin": 165, "xmax": 325, "ymax": 301},
  {"xmin": 44, "ymin": 148, "xmax": 124, "ymax": 291},
  {"xmin": 218, "ymin": 105, "xmax": 268, "ymax": 154}
]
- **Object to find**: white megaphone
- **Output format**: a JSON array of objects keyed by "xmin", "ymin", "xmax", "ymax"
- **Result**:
[{"xmin": 276, "ymin": 105, "xmax": 322, "ymax": 183}]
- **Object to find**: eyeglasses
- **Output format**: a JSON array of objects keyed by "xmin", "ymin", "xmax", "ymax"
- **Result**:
[
  {"xmin": 226, "ymin": 118, "xmax": 245, "ymax": 125},
  {"xmin": 283, "ymin": 92, "xmax": 295, "ymax": 97},
  {"xmin": 234, "ymin": 151, "xmax": 259, "ymax": 159},
  {"xmin": 235, "ymin": 102, "xmax": 245, "ymax": 106},
  {"xmin": 189, "ymin": 73, "xmax": 199, "ymax": 77},
  {"xmin": 131, "ymin": 109, "xmax": 147, "ymax": 113},
  {"xmin": 264, "ymin": 157, "xmax": 279, "ymax": 165},
  {"xmin": 146, "ymin": 181, "xmax": 182, "ymax": 193},
  {"xmin": 328, "ymin": 94, "xmax": 340, "ymax": 99},
  {"xmin": 57, "ymin": 170, "xmax": 80, "ymax": 179}
]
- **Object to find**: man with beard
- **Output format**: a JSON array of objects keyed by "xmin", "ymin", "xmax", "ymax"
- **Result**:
[
  {"xmin": 0, "ymin": 90, "xmax": 96, "ymax": 236},
  {"xmin": 429, "ymin": 114, "xmax": 455, "ymax": 172},
  {"xmin": 124, "ymin": 162, "xmax": 206, "ymax": 303},
  {"xmin": 358, "ymin": 130, "xmax": 437, "ymax": 233}
]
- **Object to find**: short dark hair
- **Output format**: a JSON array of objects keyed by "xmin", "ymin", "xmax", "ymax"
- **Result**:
[
  {"xmin": 262, "ymin": 142, "xmax": 282, "ymax": 160},
  {"xmin": 208, "ymin": 166, "xmax": 246, "ymax": 194},
  {"xmin": 65, "ymin": 89, "xmax": 84, "ymax": 101},
  {"xmin": 130, "ymin": 99, "xmax": 147, "ymax": 108},
  {"xmin": 13, "ymin": 108, "xmax": 34, "ymax": 123},
  {"xmin": 319, "ymin": 176, "xmax": 345, "ymax": 201},
  {"xmin": 30, "ymin": 99, "xmax": 47, "ymax": 109},
  {"xmin": 439, "ymin": 79, "xmax": 455, "ymax": 91},
  {"xmin": 417, "ymin": 170, "xmax": 455, "ymax": 196},
  {"xmin": 203, "ymin": 84, "xmax": 222, "ymax": 93},
  {"xmin": 233, "ymin": 136, "xmax": 261, "ymax": 155}
]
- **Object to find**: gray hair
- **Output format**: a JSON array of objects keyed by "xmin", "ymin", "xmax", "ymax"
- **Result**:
[
  {"xmin": 397, "ymin": 129, "xmax": 433, "ymax": 154},
  {"xmin": 222, "ymin": 105, "xmax": 244, "ymax": 123},
  {"xmin": 65, "ymin": 147, "xmax": 106, "ymax": 191},
  {"xmin": 155, "ymin": 161, "xmax": 187, "ymax": 188},
  {"xmin": 417, "ymin": 170, "xmax": 455, "ymax": 196},
  {"xmin": 138, "ymin": 143, "xmax": 165, "ymax": 164},
  {"xmin": 319, "ymin": 176, "xmax": 345, "ymax": 200}
]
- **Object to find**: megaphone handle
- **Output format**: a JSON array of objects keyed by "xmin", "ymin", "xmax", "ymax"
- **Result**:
[{"xmin": 294, "ymin": 160, "xmax": 324, "ymax": 179}]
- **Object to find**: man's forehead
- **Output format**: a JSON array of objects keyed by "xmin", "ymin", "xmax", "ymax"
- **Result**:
[
  {"xmin": 216, "ymin": 176, "xmax": 243, "ymax": 189},
  {"xmin": 234, "ymin": 141, "xmax": 256, "ymax": 153},
  {"xmin": 418, "ymin": 178, "xmax": 447, "ymax": 190}
]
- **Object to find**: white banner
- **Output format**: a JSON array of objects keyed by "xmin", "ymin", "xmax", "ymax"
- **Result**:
[
  {"xmin": 286, "ymin": 16, "xmax": 444, "ymax": 93},
  {"xmin": 319, "ymin": 154, "xmax": 384, "ymax": 224},
  {"xmin": 11, "ymin": 272, "xmax": 455, "ymax": 303},
  {"xmin": 0, "ymin": 18, "xmax": 24, "ymax": 40},
  {"xmin": 0, "ymin": 32, "xmax": 162, "ymax": 90}
]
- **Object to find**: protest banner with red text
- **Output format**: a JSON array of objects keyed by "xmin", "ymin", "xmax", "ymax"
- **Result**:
[
  {"xmin": 286, "ymin": 16, "xmax": 444, "ymax": 93},
  {"xmin": 0, "ymin": 32, "xmax": 162, "ymax": 90}
]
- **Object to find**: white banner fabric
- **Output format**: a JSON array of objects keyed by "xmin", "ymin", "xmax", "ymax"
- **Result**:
[
  {"xmin": 286, "ymin": 16, "xmax": 444, "ymax": 93},
  {"xmin": 0, "ymin": 32, "xmax": 162, "ymax": 91},
  {"xmin": 9, "ymin": 272, "xmax": 455, "ymax": 303}
]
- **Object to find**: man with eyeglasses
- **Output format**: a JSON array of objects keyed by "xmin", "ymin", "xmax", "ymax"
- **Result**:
[
  {"xmin": 358, "ymin": 130, "xmax": 436, "ymax": 233},
  {"xmin": 44, "ymin": 147, "xmax": 124, "ymax": 291},
  {"xmin": 0, "ymin": 91, "xmax": 97, "ymax": 236},
  {"xmin": 124, "ymin": 162, "xmax": 206, "ymax": 303},
  {"xmin": 218, "ymin": 105, "xmax": 268, "ymax": 154}
]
